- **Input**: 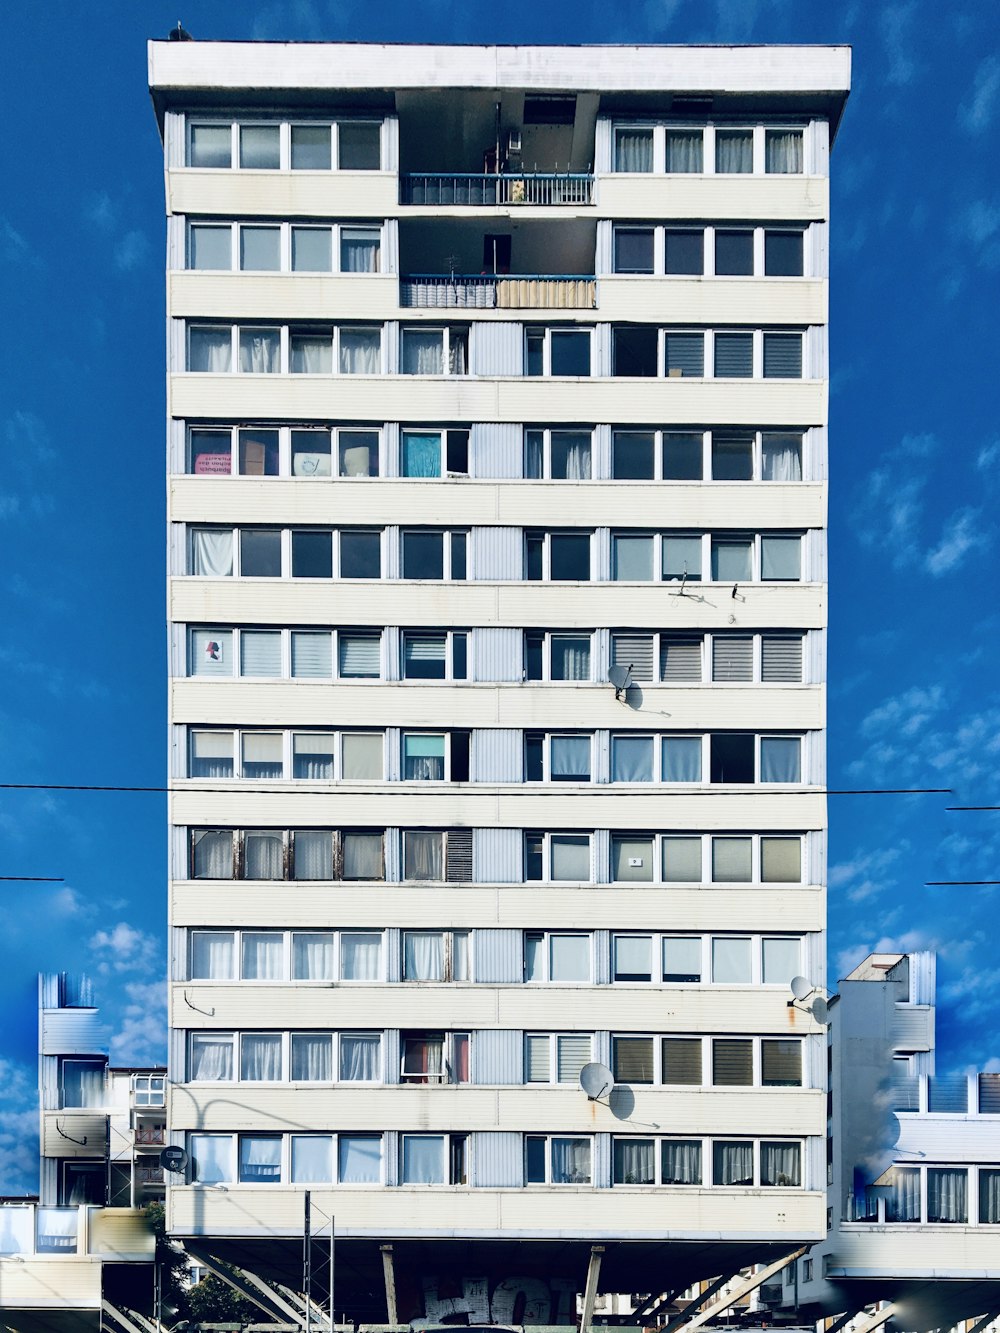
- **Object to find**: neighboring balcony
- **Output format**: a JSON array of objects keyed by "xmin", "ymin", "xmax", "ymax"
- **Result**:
[
  {"xmin": 401, "ymin": 272, "xmax": 596, "ymax": 310},
  {"xmin": 401, "ymin": 172, "xmax": 594, "ymax": 207}
]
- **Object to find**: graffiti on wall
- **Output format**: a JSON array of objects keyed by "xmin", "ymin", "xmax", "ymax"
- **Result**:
[{"xmin": 411, "ymin": 1275, "xmax": 577, "ymax": 1327}]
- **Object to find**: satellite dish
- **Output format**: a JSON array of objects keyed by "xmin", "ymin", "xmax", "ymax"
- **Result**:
[
  {"xmin": 790, "ymin": 975, "xmax": 814, "ymax": 1002},
  {"xmin": 579, "ymin": 1061, "xmax": 614, "ymax": 1102},
  {"xmin": 810, "ymin": 996, "xmax": 829, "ymax": 1025},
  {"xmin": 608, "ymin": 664, "xmax": 631, "ymax": 695},
  {"xmin": 160, "ymin": 1146, "xmax": 189, "ymax": 1174}
]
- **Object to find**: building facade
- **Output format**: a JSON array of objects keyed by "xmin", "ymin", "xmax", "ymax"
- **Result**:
[{"xmin": 149, "ymin": 40, "xmax": 850, "ymax": 1322}]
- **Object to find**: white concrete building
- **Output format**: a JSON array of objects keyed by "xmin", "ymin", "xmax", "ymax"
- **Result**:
[
  {"xmin": 779, "ymin": 952, "xmax": 1000, "ymax": 1332},
  {"xmin": 149, "ymin": 39, "xmax": 849, "ymax": 1323}
]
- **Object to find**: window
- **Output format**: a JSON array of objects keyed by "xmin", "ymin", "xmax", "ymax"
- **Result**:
[
  {"xmin": 401, "ymin": 631, "xmax": 468, "ymax": 681},
  {"xmin": 662, "ymin": 1039, "xmax": 703, "ymax": 1085},
  {"xmin": 525, "ymin": 733, "xmax": 592, "ymax": 783},
  {"xmin": 765, "ymin": 129, "xmax": 803, "ymax": 174},
  {"xmin": 664, "ymin": 228, "xmax": 704, "ymax": 275},
  {"xmin": 761, "ymin": 1142, "xmax": 802, "ymax": 1187},
  {"xmin": 525, "ymin": 531, "xmax": 591, "ymax": 581},
  {"xmin": 524, "ymin": 429, "xmax": 593, "ymax": 480},
  {"xmin": 713, "ymin": 1039, "xmax": 753, "ymax": 1086},
  {"xmin": 613, "ymin": 227, "xmax": 655, "ymax": 274},
  {"xmin": 525, "ymin": 327, "xmax": 591, "ymax": 376},
  {"xmin": 187, "ymin": 119, "xmax": 382, "ymax": 172},
  {"xmin": 666, "ymin": 129, "xmax": 703, "ymax": 172},
  {"xmin": 613, "ymin": 1036, "xmax": 654, "ymax": 1083},
  {"xmin": 613, "ymin": 936, "xmax": 653, "ymax": 983},
  {"xmin": 340, "ymin": 226, "xmax": 381, "ymax": 273},
  {"xmin": 712, "ymin": 938, "xmax": 752, "ymax": 984},
  {"xmin": 765, "ymin": 230, "xmax": 804, "ymax": 277},
  {"xmin": 761, "ymin": 1039, "xmax": 803, "ymax": 1087},
  {"xmin": 401, "ymin": 429, "xmax": 469, "ymax": 478},
  {"xmin": 716, "ymin": 129, "xmax": 753, "ymax": 173},
  {"xmin": 402, "ymin": 830, "xmax": 473, "ymax": 883},
  {"xmin": 663, "ymin": 937, "xmax": 702, "ymax": 983},
  {"xmin": 979, "ymin": 1168, "xmax": 1000, "ymax": 1224},
  {"xmin": 291, "ymin": 124, "xmax": 331, "ymax": 170},
  {"xmin": 524, "ymin": 1034, "xmax": 593, "ymax": 1084},
  {"xmin": 524, "ymin": 836, "xmax": 592, "ymax": 884},
  {"xmin": 189, "ymin": 1134, "xmax": 236, "ymax": 1184},
  {"xmin": 603, "ymin": 832, "xmax": 803, "ymax": 885},
  {"xmin": 662, "ymin": 1139, "xmax": 703, "ymax": 1183},
  {"xmin": 524, "ymin": 632, "xmax": 591, "ymax": 681},
  {"xmin": 402, "ymin": 732, "xmax": 470, "ymax": 782},
  {"xmin": 60, "ymin": 1059, "xmax": 106, "ymax": 1109},
  {"xmin": 614, "ymin": 126, "xmax": 653, "ymax": 172},
  {"xmin": 613, "ymin": 325, "xmax": 658, "ymax": 376},
  {"xmin": 400, "ymin": 1135, "xmax": 467, "ymax": 1185},
  {"xmin": 524, "ymin": 931, "xmax": 591, "ymax": 981},
  {"xmin": 401, "ymin": 1032, "xmax": 469, "ymax": 1084},
  {"xmin": 927, "ymin": 1168, "xmax": 968, "ymax": 1223},
  {"xmin": 525, "ymin": 1136, "xmax": 592, "ymax": 1185},
  {"xmin": 764, "ymin": 332, "xmax": 803, "ymax": 378},
  {"xmin": 762, "ymin": 937, "xmax": 801, "ymax": 986},
  {"xmin": 401, "ymin": 529, "xmax": 467, "ymax": 580},
  {"xmin": 338, "ymin": 121, "xmax": 382, "ymax": 169},
  {"xmin": 188, "ymin": 829, "xmax": 383, "ymax": 882},
  {"xmin": 240, "ymin": 124, "xmax": 280, "ymax": 168},
  {"xmin": 664, "ymin": 331, "xmax": 703, "ymax": 377},
  {"xmin": 400, "ymin": 326, "xmax": 468, "ymax": 375},
  {"xmin": 189, "ymin": 1033, "xmax": 235, "ymax": 1082},
  {"xmin": 188, "ymin": 123, "xmax": 233, "ymax": 169},
  {"xmin": 189, "ymin": 223, "xmax": 232, "ymax": 270},
  {"xmin": 715, "ymin": 229, "xmax": 753, "ymax": 276}
]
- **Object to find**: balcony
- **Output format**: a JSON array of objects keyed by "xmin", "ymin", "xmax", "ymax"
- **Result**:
[
  {"xmin": 402, "ymin": 172, "xmax": 594, "ymax": 207},
  {"xmin": 401, "ymin": 273, "xmax": 597, "ymax": 310},
  {"xmin": 134, "ymin": 1125, "xmax": 166, "ymax": 1147}
]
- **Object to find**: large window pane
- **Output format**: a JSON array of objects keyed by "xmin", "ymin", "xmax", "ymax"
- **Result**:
[
  {"xmin": 762, "ymin": 938, "xmax": 800, "ymax": 985},
  {"xmin": 550, "ymin": 330, "xmax": 591, "ymax": 376},
  {"xmin": 340, "ymin": 328, "xmax": 381, "ymax": 373},
  {"xmin": 241, "ymin": 931, "xmax": 283, "ymax": 979},
  {"xmin": 240, "ymin": 528, "xmax": 281, "ymax": 577},
  {"xmin": 239, "ymin": 328, "xmax": 280, "ymax": 373},
  {"xmin": 760, "ymin": 736, "xmax": 801, "ymax": 782},
  {"xmin": 341, "ymin": 227, "xmax": 380, "ymax": 273},
  {"xmin": 401, "ymin": 329, "xmax": 443, "ymax": 375},
  {"xmin": 403, "ymin": 733, "xmax": 445, "ymax": 781},
  {"xmin": 928, "ymin": 1168, "xmax": 968, "ymax": 1222},
  {"xmin": 340, "ymin": 1033, "xmax": 381, "ymax": 1081},
  {"xmin": 715, "ymin": 230, "xmax": 754, "ymax": 276},
  {"xmin": 402, "ymin": 1136, "xmax": 444, "ymax": 1184},
  {"xmin": 190, "ymin": 529, "xmax": 233, "ymax": 577},
  {"xmin": 613, "ymin": 325, "xmax": 657, "ymax": 376},
  {"xmin": 664, "ymin": 229, "xmax": 703, "ymax": 274},
  {"xmin": 241, "ymin": 1033, "xmax": 282, "ymax": 1081},
  {"xmin": 243, "ymin": 831, "xmax": 284, "ymax": 879},
  {"xmin": 663, "ymin": 535, "xmax": 702, "ymax": 580},
  {"xmin": 403, "ymin": 932, "xmax": 444, "ymax": 980},
  {"xmin": 291, "ymin": 1135, "xmax": 333, "ymax": 1181},
  {"xmin": 664, "ymin": 332, "xmax": 703, "ymax": 377},
  {"xmin": 343, "ymin": 732, "xmax": 382, "ymax": 780},
  {"xmin": 190, "ymin": 225, "xmax": 231, "ymax": 270},
  {"xmin": 190, "ymin": 124, "xmax": 231, "ymax": 168},
  {"xmin": 762, "ymin": 432, "xmax": 803, "ymax": 482},
  {"xmin": 663, "ymin": 937, "xmax": 702, "ymax": 982},
  {"xmin": 714, "ymin": 332, "xmax": 753, "ymax": 377},
  {"xmin": 291, "ymin": 124, "xmax": 331, "ymax": 170},
  {"xmin": 761, "ymin": 535, "xmax": 801, "ymax": 580},
  {"xmin": 614, "ymin": 228, "xmax": 654, "ymax": 274},
  {"xmin": 550, "ymin": 735, "xmax": 591, "ymax": 781},
  {"xmin": 711, "ymin": 538, "xmax": 752, "ymax": 582},
  {"xmin": 761, "ymin": 1040, "xmax": 802, "ymax": 1087},
  {"xmin": 341, "ymin": 931, "xmax": 382, "ymax": 979},
  {"xmin": 240, "ymin": 226, "xmax": 280, "ymax": 271},
  {"xmin": 716, "ymin": 130, "xmax": 753, "ymax": 173},
  {"xmin": 662, "ymin": 836, "xmax": 702, "ymax": 882},
  {"xmin": 614, "ymin": 935, "xmax": 652, "ymax": 982},
  {"xmin": 662, "ymin": 1139, "xmax": 702, "ymax": 1183},
  {"xmin": 339, "ymin": 1135, "xmax": 381, "ymax": 1183},
  {"xmin": 762, "ymin": 837, "xmax": 801, "ymax": 883},
  {"xmin": 191, "ymin": 931, "xmax": 235, "ymax": 979},
  {"xmin": 763, "ymin": 333, "xmax": 803, "ymax": 378},
  {"xmin": 614, "ymin": 1138, "xmax": 655, "ymax": 1184},
  {"xmin": 403, "ymin": 832, "xmax": 443, "ymax": 881},
  {"xmin": 712, "ymin": 937, "xmax": 752, "ymax": 983},
  {"xmin": 613, "ymin": 535, "xmax": 653, "ymax": 581},
  {"xmin": 663, "ymin": 432, "xmax": 703, "ymax": 479},
  {"xmin": 192, "ymin": 830, "xmax": 233, "ymax": 879},
  {"xmin": 290, "ymin": 333, "xmax": 332, "ymax": 374},
  {"xmin": 612, "ymin": 836, "xmax": 654, "ymax": 883},
  {"xmin": 614, "ymin": 1037, "xmax": 654, "ymax": 1082},
  {"xmin": 666, "ymin": 130, "xmax": 703, "ymax": 173},
  {"xmin": 766, "ymin": 129, "xmax": 803, "ymax": 174},
  {"xmin": 714, "ymin": 1141, "xmax": 754, "ymax": 1185},
  {"xmin": 551, "ymin": 1138, "xmax": 591, "ymax": 1184},
  {"xmin": 242, "ymin": 731, "xmax": 282, "ymax": 779},
  {"xmin": 292, "ymin": 530, "xmax": 333, "ymax": 579},
  {"xmin": 712, "ymin": 431, "xmax": 754, "ymax": 480},
  {"xmin": 550, "ymin": 934, "xmax": 590, "ymax": 980},
  {"xmin": 613, "ymin": 431, "xmax": 654, "ymax": 480},
  {"xmin": 292, "ymin": 933, "xmax": 334, "ymax": 981},
  {"xmin": 713, "ymin": 1041, "xmax": 753, "ymax": 1086},
  {"xmin": 402, "ymin": 431, "xmax": 441, "ymax": 478},
  {"xmin": 291, "ymin": 227, "xmax": 332, "ymax": 272},
  {"xmin": 190, "ymin": 1134, "xmax": 235, "ymax": 1184},
  {"xmin": 189, "ymin": 326, "xmax": 232, "ymax": 372},
  {"xmin": 239, "ymin": 124, "xmax": 279, "ymax": 169},
  {"xmin": 240, "ymin": 630, "xmax": 281, "ymax": 677},
  {"xmin": 550, "ymin": 533, "xmax": 591, "ymax": 581},
  {"xmin": 189, "ymin": 429, "xmax": 232, "ymax": 474},
  {"xmin": 550, "ymin": 432, "xmax": 592, "ymax": 480},
  {"xmin": 662, "ymin": 736, "xmax": 702, "ymax": 782},
  {"xmin": 238, "ymin": 429, "xmax": 279, "ymax": 476},
  {"xmin": 340, "ymin": 531, "xmax": 381, "ymax": 578},
  {"xmin": 662, "ymin": 1039, "xmax": 702, "ymax": 1085},
  {"xmin": 338, "ymin": 430, "xmax": 378, "ymax": 477},
  {"xmin": 712, "ymin": 836, "xmax": 752, "ymax": 882},
  {"xmin": 765, "ymin": 231, "xmax": 804, "ymax": 277},
  {"xmin": 292, "ymin": 732, "xmax": 335, "ymax": 780},
  {"xmin": 611, "ymin": 737, "xmax": 653, "ymax": 783},
  {"xmin": 402, "ymin": 634, "xmax": 446, "ymax": 680},
  {"xmin": 402, "ymin": 531, "xmax": 444, "ymax": 579},
  {"xmin": 239, "ymin": 1135, "xmax": 281, "ymax": 1183},
  {"xmin": 551, "ymin": 636, "xmax": 590, "ymax": 680},
  {"xmin": 292, "ymin": 830, "xmax": 333, "ymax": 881},
  {"xmin": 550, "ymin": 837, "xmax": 590, "ymax": 882},
  {"xmin": 339, "ymin": 122, "xmax": 382, "ymax": 169},
  {"xmin": 340, "ymin": 633, "xmax": 381, "ymax": 678},
  {"xmin": 614, "ymin": 127, "xmax": 653, "ymax": 172},
  {"xmin": 761, "ymin": 1142, "xmax": 801, "ymax": 1187}
]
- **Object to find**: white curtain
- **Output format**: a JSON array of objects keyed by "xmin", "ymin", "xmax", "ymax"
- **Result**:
[
  {"xmin": 404, "ymin": 832, "xmax": 443, "ymax": 881},
  {"xmin": 239, "ymin": 329, "xmax": 280, "ymax": 373},
  {"xmin": 241, "ymin": 1033, "xmax": 282, "ymax": 1080},
  {"xmin": 35, "ymin": 1209, "xmax": 79, "ymax": 1250},
  {"xmin": 404, "ymin": 736, "xmax": 445, "ymax": 780},
  {"xmin": 401, "ymin": 331, "xmax": 444, "ymax": 375},
  {"xmin": 524, "ymin": 431, "xmax": 544, "ymax": 478},
  {"xmin": 343, "ymin": 833, "xmax": 383, "ymax": 879},
  {"xmin": 189, "ymin": 327, "xmax": 232, "ymax": 372},
  {"xmin": 61, "ymin": 1062, "xmax": 105, "ymax": 1108},
  {"xmin": 293, "ymin": 831, "xmax": 333, "ymax": 881},
  {"xmin": 762, "ymin": 432, "xmax": 803, "ymax": 481},
  {"xmin": 402, "ymin": 1136, "xmax": 444, "ymax": 1183},
  {"xmin": 341, "ymin": 933, "xmax": 381, "ymax": 980},
  {"xmin": 612, "ymin": 737, "xmax": 653, "ymax": 782},
  {"xmin": 292, "ymin": 932, "xmax": 334, "ymax": 980},
  {"xmin": 292, "ymin": 734, "xmax": 335, "ymax": 780},
  {"xmin": 190, "ymin": 1036, "xmax": 233, "ymax": 1082},
  {"xmin": 190, "ymin": 731, "xmax": 234, "ymax": 779},
  {"xmin": 290, "ymin": 335, "xmax": 332, "ymax": 373},
  {"xmin": 760, "ymin": 737, "xmax": 801, "ymax": 783},
  {"xmin": 615, "ymin": 128, "xmax": 653, "ymax": 172},
  {"xmin": 190, "ymin": 529, "xmax": 233, "ymax": 576},
  {"xmin": 766, "ymin": 130, "xmax": 803, "ymax": 173},
  {"xmin": 341, "ymin": 1034, "xmax": 381, "ymax": 1081},
  {"xmin": 716, "ymin": 131, "xmax": 753, "ymax": 173},
  {"xmin": 714, "ymin": 1141, "xmax": 753, "ymax": 1185},
  {"xmin": 191, "ymin": 931, "xmax": 234, "ymax": 979},
  {"xmin": 448, "ymin": 333, "xmax": 468, "ymax": 375},
  {"xmin": 889, "ymin": 1167, "xmax": 921, "ymax": 1221},
  {"xmin": 291, "ymin": 1135, "xmax": 333, "ymax": 1182},
  {"xmin": 244, "ymin": 832, "xmax": 284, "ymax": 880},
  {"xmin": 662, "ymin": 1140, "xmax": 702, "ymax": 1183},
  {"xmin": 614, "ymin": 1138, "xmax": 654, "ymax": 1184},
  {"xmin": 239, "ymin": 1137, "xmax": 281, "ymax": 1181},
  {"xmin": 980, "ymin": 1170, "xmax": 1000, "ymax": 1223},
  {"xmin": 404, "ymin": 932, "xmax": 444, "ymax": 980},
  {"xmin": 241, "ymin": 932, "xmax": 283, "ymax": 979},
  {"xmin": 190, "ymin": 1135, "xmax": 234, "ymax": 1184},
  {"xmin": 340, "ymin": 330, "xmax": 380, "ymax": 374},
  {"xmin": 193, "ymin": 830, "xmax": 233, "ymax": 878},
  {"xmin": 340, "ymin": 1135, "xmax": 381, "ymax": 1184},
  {"xmin": 551, "ymin": 638, "xmax": 590, "ymax": 680},
  {"xmin": 552, "ymin": 432, "xmax": 592, "ymax": 479},
  {"xmin": 663, "ymin": 737, "xmax": 702, "ymax": 782},
  {"xmin": 291, "ymin": 1034, "xmax": 332, "ymax": 1081},
  {"xmin": 550, "ymin": 735, "xmax": 590, "ymax": 780},
  {"xmin": 666, "ymin": 130, "xmax": 703, "ymax": 173},
  {"xmin": 928, "ymin": 1169, "xmax": 967, "ymax": 1222},
  {"xmin": 761, "ymin": 1141, "xmax": 801, "ymax": 1187},
  {"xmin": 341, "ymin": 229, "xmax": 380, "ymax": 273},
  {"xmin": 552, "ymin": 1138, "xmax": 591, "ymax": 1184}
]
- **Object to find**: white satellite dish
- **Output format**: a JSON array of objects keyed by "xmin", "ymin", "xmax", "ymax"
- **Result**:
[
  {"xmin": 608, "ymin": 664, "xmax": 632, "ymax": 699},
  {"xmin": 886, "ymin": 1112, "xmax": 901, "ymax": 1148},
  {"xmin": 579, "ymin": 1061, "xmax": 614, "ymax": 1102},
  {"xmin": 811, "ymin": 996, "xmax": 829, "ymax": 1025},
  {"xmin": 790, "ymin": 975, "xmax": 814, "ymax": 1002}
]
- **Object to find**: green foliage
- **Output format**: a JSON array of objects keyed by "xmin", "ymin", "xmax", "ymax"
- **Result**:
[{"xmin": 186, "ymin": 1272, "xmax": 259, "ymax": 1323}]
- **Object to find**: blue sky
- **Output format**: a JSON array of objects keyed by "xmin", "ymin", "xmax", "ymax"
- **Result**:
[{"xmin": 1, "ymin": 1, "xmax": 998, "ymax": 1193}]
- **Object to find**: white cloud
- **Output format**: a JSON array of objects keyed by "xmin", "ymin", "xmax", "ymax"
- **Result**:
[
  {"xmin": 0, "ymin": 1058, "xmax": 40, "ymax": 1195},
  {"xmin": 1, "ymin": 217, "xmax": 41, "ymax": 267},
  {"xmin": 110, "ymin": 980, "xmax": 168, "ymax": 1067},
  {"xmin": 115, "ymin": 230, "xmax": 150, "ymax": 272},
  {"xmin": 924, "ymin": 507, "xmax": 992, "ymax": 576},
  {"xmin": 84, "ymin": 190, "xmax": 117, "ymax": 231},
  {"xmin": 959, "ymin": 54, "xmax": 1000, "ymax": 133},
  {"xmin": 879, "ymin": 2, "xmax": 920, "ymax": 87},
  {"xmin": 88, "ymin": 921, "xmax": 160, "ymax": 974},
  {"xmin": 977, "ymin": 440, "xmax": 1000, "ymax": 473},
  {"xmin": 829, "ymin": 844, "xmax": 905, "ymax": 904}
]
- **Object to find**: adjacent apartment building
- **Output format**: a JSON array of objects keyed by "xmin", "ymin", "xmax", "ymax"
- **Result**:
[{"xmin": 149, "ymin": 39, "xmax": 850, "ymax": 1323}]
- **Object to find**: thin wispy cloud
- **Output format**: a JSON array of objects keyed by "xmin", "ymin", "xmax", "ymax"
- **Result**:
[
  {"xmin": 0, "ymin": 1057, "xmax": 41, "ymax": 1195},
  {"xmin": 925, "ymin": 507, "xmax": 992, "ymax": 576},
  {"xmin": 959, "ymin": 54, "xmax": 1000, "ymax": 133},
  {"xmin": 878, "ymin": 2, "xmax": 920, "ymax": 88},
  {"xmin": 110, "ymin": 979, "xmax": 167, "ymax": 1066}
]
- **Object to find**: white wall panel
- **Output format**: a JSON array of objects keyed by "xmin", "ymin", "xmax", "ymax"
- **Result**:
[
  {"xmin": 472, "ymin": 828, "xmax": 524, "ymax": 885},
  {"xmin": 471, "ymin": 424, "xmax": 522, "ymax": 478},
  {"xmin": 167, "ymin": 170, "xmax": 399, "ymax": 219},
  {"xmin": 472, "ymin": 1132, "xmax": 524, "ymax": 1187},
  {"xmin": 474, "ymin": 930, "xmax": 523, "ymax": 984},
  {"xmin": 471, "ymin": 628, "xmax": 522, "ymax": 682},
  {"xmin": 471, "ymin": 527, "xmax": 523, "ymax": 580},
  {"xmin": 596, "ymin": 175, "xmax": 829, "ymax": 221},
  {"xmin": 472, "ymin": 730, "xmax": 522, "ymax": 783},
  {"xmin": 471, "ymin": 323, "xmax": 524, "ymax": 376},
  {"xmin": 473, "ymin": 1031, "xmax": 522, "ymax": 1086}
]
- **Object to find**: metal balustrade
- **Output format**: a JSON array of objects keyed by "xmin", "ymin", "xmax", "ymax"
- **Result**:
[
  {"xmin": 401, "ymin": 173, "xmax": 594, "ymax": 206},
  {"xmin": 401, "ymin": 274, "xmax": 597, "ymax": 309}
]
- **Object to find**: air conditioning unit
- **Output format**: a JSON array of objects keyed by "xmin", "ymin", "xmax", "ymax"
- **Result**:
[{"xmin": 506, "ymin": 129, "xmax": 522, "ymax": 155}]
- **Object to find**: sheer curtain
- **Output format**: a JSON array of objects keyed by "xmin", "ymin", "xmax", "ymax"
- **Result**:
[
  {"xmin": 550, "ymin": 735, "xmax": 590, "ymax": 781},
  {"xmin": 239, "ymin": 1137, "xmax": 281, "ymax": 1181},
  {"xmin": 552, "ymin": 432, "xmax": 592, "ymax": 479},
  {"xmin": 612, "ymin": 737, "xmax": 653, "ymax": 782},
  {"xmin": 614, "ymin": 1138, "xmax": 654, "ymax": 1184},
  {"xmin": 340, "ymin": 1135, "xmax": 381, "ymax": 1184},
  {"xmin": 341, "ymin": 932, "xmax": 381, "ymax": 980},
  {"xmin": 290, "ymin": 335, "xmax": 333, "ymax": 373},
  {"xmin": 341, "ymin": 1034, "xmax": 381, "ymax": 1081},
  {"xmin": 244, "ymin": 832, "xmax": 284, "ymax": 879},
  {"xmin": 662, "ymin": 1139, "xmax": 702, "ymax": 1184},
  {"xmin": 36, "ymin": 1209, "xmax": 80, "ymax": 1250},
  {"xmin": 761, "ymin": 1142, "xmax": 801, "ymax": 1187},
  {"xmin": 404, "ymin": 736, "xmax": 445, "ymax": 780},
  {"xmin": 190, "ymin": 1036, "xmax": 233, "ymax": 1081},
  {"xmin": 190, "ymin": 529, "xmax": 233, "ymax": 576},
  {"xmin": 191, "ymin": 931, "xmax": 235, "ymax": 979},
  {"xmin": 552, "ymin": 1138, "xmax": 591, "ymax": 1184},
  {"xmin": 343, "ymin": 833, "xmax": 383, "ymax": 880},
  {"xmin": 340, "ymin": 330, "xmax": 380, "ymax": 374},
  {"xmin": 61, "ymin": 1062, "xmax": 105, "ymax": 1107},
  {"xmin": 293, "ymin": 831, "xmax": 333, "ymax": 881},
  {"xmin": 190, "ymin": 732, "xmax": 234, "ymax": 779},
  {"xmin": 291, "ymin": 1034, "xmax": 332, "ymax": 1081},
  {"xmin": 189, "ymin": 328, "xmax": 232, "ymax": 372},
  {"xmin": 928, "ymin": 1169, "xmax": 967, "ymax": 1222},
  {"xmin": 551, "ymin": 638, "xmax": 591, "ymax": 681},
  {"xmin": 402, "ymin": 1136, "xmax": 444, "ymax": 1183},
  {"xmin": 292, "ymin": 933, "xmax": 334, "ymax": 980},
  {"xmin": 193, "ymin": 826, "xmax": 232, "ymax": 879},
  {"xmin": 402, "ymin": 432, "xmax": 442, "ymax": 478},
  {"xmin": 714, "ymin": 1141, "xmax": 753, "ymax": 1185},
  {"xmin": 292, "ymin": 735, "xmax": 335, "ymax": 780},
  {"xmin": 341, "ymin": 230, "xmax": 380, "ymax": 273},
  {"xmin": 666, "ymin": 130, "xmax": 703, "ymax": 173},
  {"xmin": 404, "ymin": 932, "xmax": 444, "ymax": 980},
  {"xmin": 766, "ymin": 130, "xmax": 803, "ymax": 174},
  {"xmin": 448, "ymin": 333, "xmax": 468, "ymax": 375},
  {"xmin": 888, "ymin": 1167, "xmax": 921, "ymax": 1221},
  {"xmin": 662, "ymin": 737, "xmax": 703, "ymax": 782},
  {"xmin": 241, "ymin": 1033, "xmax": 282, "ymax": 1080},
  {"xmin": 291, "ymin": 1135, "xmax": 333, "ymax": 1182},
  {"xmin": 615, "ymin": 129, "xmax": 653, "ymax": 172},
  {"xmin": 524, "ymin": 431, "xmax": 544, "ymax": 478},
  {"xmin": 401, "ymin": 331, "xmax": 443, "ymax": 375},
  {"xmin": 716, "ymin": 131, "xmax": 753, "ymax": 173},
  {"xmin": 190, "ymin": 1135, "xmax": 234, "ymax": 1184},
  {"xmin": 241, "ymin": 932, "xmax": 283, "ymax": 979},
  {"xmin": 760, "ymin": 738, "xmax": 801, "ymax": 783},
  {"xmin": 762, "ymin": 433, "xmax": 803, "ymax": 481},
  {"xmin": 239, "ymin": 329, "xmax": 280, "ymax": 373},
  {"xmin": 980, "ymin": 1170, "xmax": 1000, "ymax": 1223},
  {"xmin": 404, "ymin": 832, "xmax": 443, "ymax": 881}
]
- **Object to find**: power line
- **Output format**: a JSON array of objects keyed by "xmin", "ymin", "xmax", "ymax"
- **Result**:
[
  {"xmin": 0, "ymin": 876, "xmax": 64, "ymax": 882},
  {"xmin": 947, "ymin": 805, "xmax": 1000, "ymax": 812},
  {"xmin": 0, "ymin": 781, "xmax": 952, "ymax": 798},
  {"xmin": 926, "ymin": 880, "xmax": 1000, "ymax": 886}
]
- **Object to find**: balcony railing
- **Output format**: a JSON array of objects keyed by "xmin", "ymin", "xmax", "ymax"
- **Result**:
[
  {"xmin": 402, "ymin": 172, "xmax": 594, "ymax": 207},
  {"xmin": 401, "ymin": 274, "xmax": 597, "ymax": 310},
  {"xmin": 134, "ymin": 1125, "xmax": 166, "ymax": 1146}
]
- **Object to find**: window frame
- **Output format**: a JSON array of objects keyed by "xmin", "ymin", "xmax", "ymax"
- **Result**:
[
  {"xmin": 400, "ymin": 630, "xmax": 469, "ymax": 682},
  {"xmin": 186, "ymin": 829, "xmax": 385, "ymax": 882},
  {"xmin": 399, "ymin": 324, "xmax": 471, "ymax": 377},
  {"xmin": 524, "ymin": 530, "xmax": 594, "ymax": 582},
  {"xmin": 523, "ymin": 1032, "xmax": 595, "ymax": 1085},
  {"xmin": 523, "ymin": 930, "xmax": 593, "ymax": 982},
  {"xmin": 524, "ymin": 1135, "xmax": 594, "ymax": 1185},
  {"xmin": 524, "ymin": 326, "xmax": 594, "ymax": 377},
  {"xmin": 185, "ymin": 117, "xmax": 385, "ymax": 172},
  {"xmin": 400, "ymin": 528, "xmax": 468, "ymax": 581},
  {"xmin": 523, "ymin": 835, "xmax": 594, "ymax": 886},
  {"xmin": 524, "ymin": 631, "xmax": 593, "ymax": 682},
  {"xmin": 605, "ymin": 831, "xmax": 804, "ymax": 885}
]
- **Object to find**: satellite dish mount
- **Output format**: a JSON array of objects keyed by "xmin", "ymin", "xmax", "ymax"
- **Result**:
[{"xmin": 608, "ymin": 664, "xmax": 632, "ymax": 702}]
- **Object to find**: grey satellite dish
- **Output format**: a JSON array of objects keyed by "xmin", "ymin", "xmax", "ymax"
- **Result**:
[
  {"xmin": 159, "ymin": 1146, "xmax": 189, "ymax": 1174},
  {"xmin": 608, "ymin": 664, "xmax": 631, "ymax": 699},
  {"xmin": 811, "ymin": 996, "xmax": 829, "ymax": 1025},
  {"xmin": 886, "ymin": 1112, "xmax": 901, "ymax": 1148},
  {"xmin": 790, "ymin": 975, "xmax": 814, "ymax": 1002},
  {"xmin": 580, "ymin": 1061, "xmax": 614, "ymax": 1102}
]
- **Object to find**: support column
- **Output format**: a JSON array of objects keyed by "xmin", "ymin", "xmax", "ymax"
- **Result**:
[
  {"xmin": 381, "ymin": 1244, "xmax": 398, "ymax": 1325},
  {"xmin": 580, "ymin": 1245, "xmax": 605, "ymax": 1331}
]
